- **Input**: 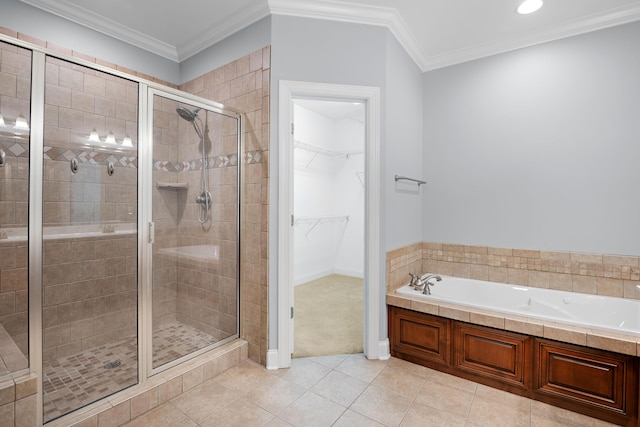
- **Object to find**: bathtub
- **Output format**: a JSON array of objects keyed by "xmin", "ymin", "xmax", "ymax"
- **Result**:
[{"xmin": 396, "ymin": 275, "xmax": 640, "ymax": 337}]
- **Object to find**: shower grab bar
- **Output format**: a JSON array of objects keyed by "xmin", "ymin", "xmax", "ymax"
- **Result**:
[{"xmin": 394, "ymin": 175, "xmax": 426, "ymax": 186}]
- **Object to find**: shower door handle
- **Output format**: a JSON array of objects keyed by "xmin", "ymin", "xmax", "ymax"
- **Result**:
[{"xmin": 148, "ymin": 221, "xmax": 155, "ymax": 244}]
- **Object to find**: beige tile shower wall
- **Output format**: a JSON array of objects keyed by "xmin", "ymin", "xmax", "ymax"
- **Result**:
[
  {"xmin": 175, "ymin": 258, "xmax": 237, "ymax": 341},
  {"xmin": 386, "ymin": 242, "xmax": 640, "ymax": 301},
  {"xmin": 0, "ymin": 240, "xmax": 28, "ymax": 364},
  {"xmin": 151, "ymin": 96, "xmax": 180, "ymax": 330},
  {"xmin": 180, "ymin": 47, "xmax": 270, "ymax": 364},
  {"xmin": 41, "ymin": 55, "xmax": 141, "ymax": 361},
  {"xmin": 173, "ymin": 108, "xmax": 239, "ymax": 341},
  {"xmin": 0, "ymin": 40, "xmax": 31, "ymax": 230},
  {"xmin": 43, "ymin": 56, "xmax": 138, "ymax": 227},
  {"xmin": 42, "ymin": 233, "xmax": 137, "ymax": 361},
  {"xmin": 0, "ymin": 39, "xmax": 31, "ymax": 371}
]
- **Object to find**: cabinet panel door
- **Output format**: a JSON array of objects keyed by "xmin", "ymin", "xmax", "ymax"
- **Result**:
[
  {"xmin": 535, "ymin": 339, "xmax": 636, "ymax": 417},
  {"xmin": 454, "ymin": 322, "xmax": 530, "ymax": 389},
  {"xmin": 389, "ymin": 306, "xmax": 450, "ymax": 367}
]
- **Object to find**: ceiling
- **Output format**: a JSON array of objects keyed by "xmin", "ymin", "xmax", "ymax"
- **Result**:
[
  {"xmin": 20, "ymin": 0, "xmax": 640, "ymax": 71},
  {"xmin": 295, "ymin": 99, "xmax": 365, "ymax": 122}
]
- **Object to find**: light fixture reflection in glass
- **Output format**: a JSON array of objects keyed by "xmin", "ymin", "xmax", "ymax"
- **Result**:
[
  {"xmin": 122, "ymin": 135, "xmax": 133, "ymax": 148},
  {"xmin": 0, "ymin": 114, "xmax": 6, "ymax": 127},
  {"xmin": 105, "ymin": 131, "xmax": 116, "ymax": 145},
  {"xmin": 14, "ymin": 115, "xmax": 29, "ymax": 131},
  {"xmin": 89, "ymin": 129, "xmax": 100, "ymax": 142},
  {"xmin": 517, "ymin": 0, "xmax": 543, "ymax": 14}
]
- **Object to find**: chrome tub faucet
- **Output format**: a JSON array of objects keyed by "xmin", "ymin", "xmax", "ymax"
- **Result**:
[{"xmin": 418, "ymin": 273, "xmax": 442, "ymax": 294}]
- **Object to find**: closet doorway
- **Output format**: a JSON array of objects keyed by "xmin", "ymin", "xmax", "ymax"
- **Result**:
[
  {"xmin": 291, "ymin": 99, "xmax": 365, "ymax": 358},
  {"xmin": 277, "ymin": 80, "xmax": 381, "ymax": 370}
]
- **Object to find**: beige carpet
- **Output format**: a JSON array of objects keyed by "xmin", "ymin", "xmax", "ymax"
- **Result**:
[{"xmin": 293, "ymin": 274, "xmax": 364, "ymax": 358}]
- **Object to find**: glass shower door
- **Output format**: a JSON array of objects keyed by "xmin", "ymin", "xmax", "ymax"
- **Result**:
[
  {"xmin": 0, "ymin": 40, "xmax": 31, "ymax": 377},
  {"xmin": 150, "ymin": 92, "xmax": 239, "ymax": 370},
  {"xmin": 41, "ymin": 57, "xmax": 139, "ymax": 422}
]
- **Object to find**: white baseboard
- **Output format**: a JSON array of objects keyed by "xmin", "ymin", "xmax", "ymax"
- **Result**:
[
  {"xmin": 266, "ymin": 349, "xmax": 280, "ymax": 370},
  {"xmin": 333, "ymin": 268, "xmax": 364, "ymax": 278},
  {"xmin": 294, "ymin": 269, "xmax": 333, "ymax": 286},
  {"xmin": 294, "ymin": 269, "xmax": 364, "ymax": 286},
  {"xmin": 378, "ymin": 339, "xmax": 390, "ymax": 360}
]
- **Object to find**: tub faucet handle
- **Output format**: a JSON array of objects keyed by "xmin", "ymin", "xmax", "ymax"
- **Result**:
[
  {"xmin": 409, "ymin": 273, "xmax": 421, "ymax": 289},
  {"xmin": 419, "ymin": 274, "xmax": 442, "ymax": 295}
]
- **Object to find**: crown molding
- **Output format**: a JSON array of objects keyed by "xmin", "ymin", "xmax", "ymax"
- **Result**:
[
  {"xmin": 177, "ymin": 2, "xmax": 271, "ymax": 62},
  {"xmin": 268, "ymin": 0, "xmax": 429, "ymax": 70},
  {"xmin": 21, "ymin": 0, "xmax": 270, "ymax": 63},
  {"xmin": 424, "ymin": 4, "xmax": 640, "ymax": 71},
  {"xmin": 19, "ymin": 0, "xmax": 640, "ymax": 72},
  {"xmin": 20, "ymin": 0, "xmax": 179, "ymax": 61}
]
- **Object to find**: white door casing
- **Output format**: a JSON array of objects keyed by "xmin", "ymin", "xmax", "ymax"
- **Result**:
[{"xmin": 276, "ymin": 80, "xmax": 382, "ymax": 369}]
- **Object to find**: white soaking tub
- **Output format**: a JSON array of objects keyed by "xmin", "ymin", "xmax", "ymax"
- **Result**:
[{"xmin": 396, "ymin": 275, "xmax": 640, "ymax": 337}]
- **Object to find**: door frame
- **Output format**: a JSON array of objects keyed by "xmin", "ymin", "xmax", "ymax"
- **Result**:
[{"xmin": 276, "ymin": 81, "xmax": 382, "ymax": 369}]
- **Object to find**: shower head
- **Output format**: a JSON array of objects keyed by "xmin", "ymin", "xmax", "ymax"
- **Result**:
[{"xmin": 176, "ymin": 106, "xmax": 201, "ymax": 122}]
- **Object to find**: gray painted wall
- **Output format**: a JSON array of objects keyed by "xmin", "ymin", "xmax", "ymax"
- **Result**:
[
  {"xmin": 422, "ymin": 21, "xmax": 640, "ymax": 256},
  {"xmin": 385, "ymin": 32, "xmax": 424, "ymax": 250},
  {"xmin": 382, "ymin": 32, "xmax": 424, "ymax": 348},
  {"xmin": 268, "ymin": 15, "xmax": 425, "ymax": 349},
  {"xmin": 180, "ymin": 17, "xmax": 271, "ymax": 83},
  {"xmin": 0, "ymin": 0, "xmax": 180, "ymax": 83}
]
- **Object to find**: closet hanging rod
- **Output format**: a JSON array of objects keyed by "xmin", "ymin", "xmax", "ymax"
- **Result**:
[
  {"xmin": 293, "ymin": 215, "xmax": 350, "ymax": 237},
  {"xmin": 294, "ymin": 140, "xmax": 362, "ymax": 158},
  {"xmin": 394, "ymin": 175, "xmax": 426, "ymax": 186}
]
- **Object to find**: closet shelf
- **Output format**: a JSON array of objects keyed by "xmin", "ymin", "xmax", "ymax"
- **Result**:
[
  {"xmin": 294, "ymin": 215, "xmax": 350, "ymax": 237},
  {"xmin": 157, "ymin": 181, "xmax": 189, "ymax": 189},
  {"xmin": 294, "ymin": 140, "xmax": 362, "ymax": 168}
]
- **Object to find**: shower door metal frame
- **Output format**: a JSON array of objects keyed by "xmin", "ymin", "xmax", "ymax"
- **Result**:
[
  {"xmin": 29, "ymin": 49, "xmax": 46, "ymax": 427},
  {"xmin": 141, "ymin": 87, "xmax": 242, "ymax": 379}
]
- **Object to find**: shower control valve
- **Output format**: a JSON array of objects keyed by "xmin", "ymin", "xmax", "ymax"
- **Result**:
[{"xmin": 196, "ymin": 191, "xmax": 212, "ymax": 207}]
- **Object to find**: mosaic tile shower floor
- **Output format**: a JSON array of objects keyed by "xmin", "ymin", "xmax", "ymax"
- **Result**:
[{"xmin": 43, "ymin": 322, "xmax": 221, "ymax": 422}]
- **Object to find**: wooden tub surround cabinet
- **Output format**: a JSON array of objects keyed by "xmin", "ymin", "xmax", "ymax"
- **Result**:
[{"xmin": 388, "ymin": 306, "xmax": 639, "ymax": 427}]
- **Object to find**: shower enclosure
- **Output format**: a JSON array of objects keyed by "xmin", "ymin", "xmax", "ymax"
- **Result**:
[{"xmin": 0, "ymin": 36, "xmax": 241, "ymax": 424}]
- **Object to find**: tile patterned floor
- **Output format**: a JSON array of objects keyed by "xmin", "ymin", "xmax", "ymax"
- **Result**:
[
  {"xmin": 43, "ymin": 322, "xmax": 220, "ymax": 422},
  {"xmin": 122, "ymin": 353, "xmax": 618, "ymax": 427}
]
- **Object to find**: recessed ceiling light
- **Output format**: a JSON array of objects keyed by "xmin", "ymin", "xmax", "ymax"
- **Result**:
[{"xmin": 516, "ymin": 0, "xmax": 543, "ymax": 15}]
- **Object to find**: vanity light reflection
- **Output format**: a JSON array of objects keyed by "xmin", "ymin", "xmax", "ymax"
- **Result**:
[{"xmin": 86, "ymin": 130, "xmax": 135, "ymax": 150}]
